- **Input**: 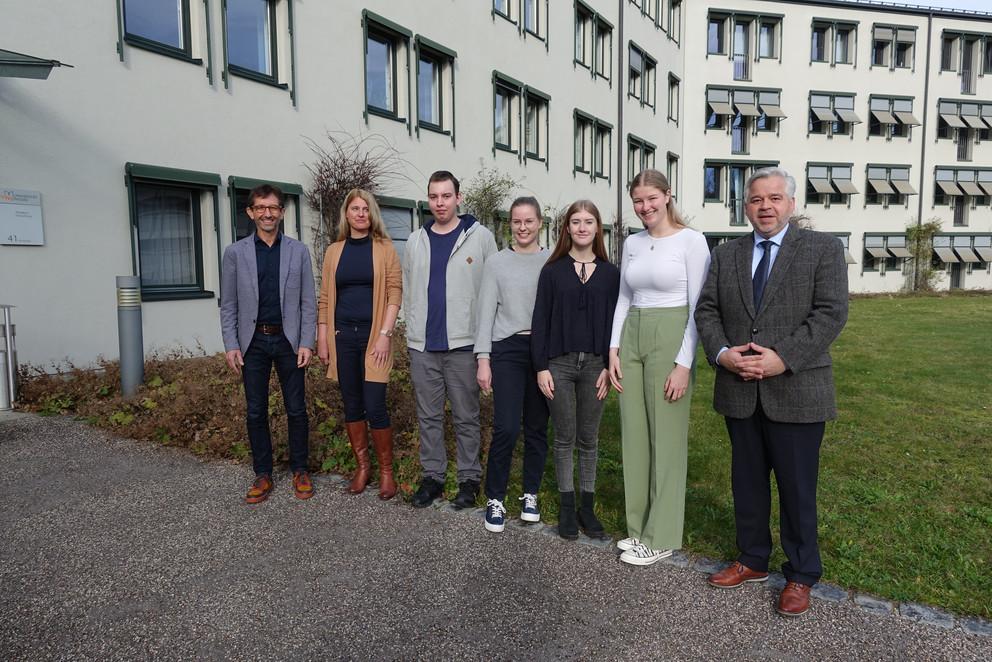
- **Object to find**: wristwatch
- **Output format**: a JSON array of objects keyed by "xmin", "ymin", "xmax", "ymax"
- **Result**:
[{"xmin": 380, "ymin": 328, "xmax": 394, "ymax": 337}]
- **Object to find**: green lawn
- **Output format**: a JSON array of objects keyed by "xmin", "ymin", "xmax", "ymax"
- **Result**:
[{"xmin": 501, "ymin": 293, "xmax": 992, "ymax": 618}]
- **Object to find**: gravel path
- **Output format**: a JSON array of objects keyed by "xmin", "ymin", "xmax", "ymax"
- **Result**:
[{"xmin": 1, "ymin": 412, "xmax": 989, "ymax": 661}]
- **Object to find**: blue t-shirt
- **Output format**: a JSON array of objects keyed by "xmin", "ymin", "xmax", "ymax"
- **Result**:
[{"xmin": 424, "ymin": 219, "xmax": 464, "ymax": 351}]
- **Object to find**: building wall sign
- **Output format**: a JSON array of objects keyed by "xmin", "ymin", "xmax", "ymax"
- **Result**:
[{"xmin": 0, "ymin": 189, "xmax": 45, "ymax": 245}]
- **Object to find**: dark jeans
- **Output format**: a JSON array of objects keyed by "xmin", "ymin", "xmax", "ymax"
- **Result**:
[
  {"xmin": 242, "ymin": 331, "xmax": 309, "ymax": 476},
  {"xmin": 546, "ymin": 352, "xmax": 606, "ymax": 494},
  {"xmin": 725, "ymin": 398, "xmax": 824, "ymax": 586},
  {"xmin": 484, "ymin": 335, "xmax": 549, "ymax": 500},
  {"xmin": 335, "ymin": 322, "xmax": 389, "ymax": 429}
]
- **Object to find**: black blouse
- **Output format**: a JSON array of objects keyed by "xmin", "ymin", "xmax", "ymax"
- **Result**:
[{"xmin": 530, "ymin": 256, "xmax": 620, "ymax": 370}]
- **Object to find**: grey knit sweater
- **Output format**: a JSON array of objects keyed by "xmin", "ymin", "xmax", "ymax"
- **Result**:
[{"xmin": 473, "ymin": 247, "xmax": 549, "ymax": 359}]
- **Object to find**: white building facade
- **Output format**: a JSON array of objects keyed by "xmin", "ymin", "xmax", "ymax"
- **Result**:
[{"xmin": 0, "ymin": 0, "xmax": 989, "ymax": 367}]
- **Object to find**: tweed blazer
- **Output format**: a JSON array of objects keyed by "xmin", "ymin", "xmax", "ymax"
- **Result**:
[
  {"xmin": 693, "ymin": 225, "xmax": 849, "ymax": 423},
  {"xmin": 219, "ymin": 234, "xmax": 317, "ymax": 355}
]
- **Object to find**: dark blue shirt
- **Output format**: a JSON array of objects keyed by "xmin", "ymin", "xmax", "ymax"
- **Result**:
[
  {"xmin": 425, "ymin": 218, "xmax": 464, "ymax": 351},
  {"xmin": 255, "ymin": 232, "xmax": 282, "ymax": 325},
  {"xmin": 334, "ymin": 235, "xmax": 374, "ymax": 326}
]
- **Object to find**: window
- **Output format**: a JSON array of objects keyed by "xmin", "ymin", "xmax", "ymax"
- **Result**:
[
  {"xmin": 708, "ymin": 16, "xmax": 726, "ymax": 55},
  {"xmin": 524, "ymin": 0, "xmax": 539, "ymax": 36},
  {"xmin": 872, "ymin": 28, "xmax": 891, "ymax": 67},
  {"xmin": 512, "ymin": 0, "xmax": 547, "ymax": 41},
  {"xmin": 226, "ymin": 0, "xmax": 277, "ymax": 82},
  {"xmin": 122, "ymin": 0, "xmax": 194, "ymax": 59},
  {"xmin": 865, "ymin": 165, "xmax": 915, "ymax": 207},
  {"xmin": 812, "ymin": 21, "xmax": 856, "ymax": 66},
  {"xmin": 985, "ymin": 37, "xmax": 992, "ymax": 75},
  {"xmin": 758, "ymin": 20, "xmax": 778, "ymax": 59},
  {"xmin": 493, "ymin": 0, "xmax": 513, "ymax": 22},
  {"xmin": 628, "ymin": 43, "xmax": 657, "ymax": 109},
  {"xmin": 706, "ymin": 88, "xmax": 732, "ymax": 130},
  {"xmin": 868, "ymin": 96, "xmax": 919, "ymax": 140},
  {"xmin": 378, "ymin": 197, "xmax": 416, "ymax": 262},
  {"xmin": 807, "ymin": 163, "xmax": 857, "ymax": 206},
  {"xmin": 704, "ymin": 164, "xmax": 722, "ymax": 202},
  {"xmin": 667, "ymin": 152, "xmax": 679, "ymax": 200},
  {"xmin": 871, "ymin": 25, "xmax": 914, "ymax": 70},
  {"xmin": 493, "ymin": 74, "xmax": 521, "ymax": 152},
  {"xmin": 627, "ymin": 135, "xmax": 656, "ymax": 181},
  {"xmin": 704, "ymin": 161, "xmax": 777, "ymax": 225},
  {"xmin": 731, "ymin": 90, "xmax": 759, "ymax": 154},
  {"xmin": 228, "ymin": 177, "xmax": 303, "ymax": 242},
  {"xmin": 756, "ymin": 91, "xmax": 784, "ymax": 132},
  {"xmin": 575, "ymin": 113, "xmax": 592, "ymax": 173},
  {"xmin": 941, "ymin": 33, "xmax": 958, "ymax": 71},
  {"xmin": 415, "ymin": 37, "xmax": 456, "ymax": 137},
  {"xmin": 862, "ymin": 235, "xmax": 911, "ymax": 274},
  {"xmin": 668, "ymin": 73, "xmax": 680, "ymax": 124},
  {"xmin": 364, "ymin": 13, "xmax": 411, "ymax": 123},
  {"xmin": 733, "ymin": 18, "xmax": 751, "ymax": 81},
  {"xmin": 895, "ymin": 34, "xmax": 914, "ymax": 69},
  {"xmin": 936, "ymin": 169, "xmax": 987, "ymax": 226},
  {"xmin": 125, "ymin": 163, "xmax": 220, "ymax": 301},
  {"xmin": 669, "ymin": 0, "xmax": 682, "ymax": 44},
  {"xmin": 594, "ymin": 124, "xmax": 611, "ymax": 179},
  {"xmin": 575, "ymin": 3, "xmax": 613, "ymax": 81},
  {"xmin": 524, "ymin": 87, "xmax": 550, "ymax": 162},
  {"xmin": 961, "ymin": 36, "xmax": 980, "ymax": 95}
]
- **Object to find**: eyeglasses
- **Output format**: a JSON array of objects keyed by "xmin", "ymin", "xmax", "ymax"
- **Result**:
[{"xmin": 250, "ymin": 205, "xmax": 284, "ymax": 214}]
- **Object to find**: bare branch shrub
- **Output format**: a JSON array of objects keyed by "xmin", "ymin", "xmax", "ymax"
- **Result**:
[
  {"xmin": 906, "ymin": 217, "xmax": 943, "ymax": 292},
  {"xmin": 460, "ymin": 162, "xmax": 519, "ymax": 249}
]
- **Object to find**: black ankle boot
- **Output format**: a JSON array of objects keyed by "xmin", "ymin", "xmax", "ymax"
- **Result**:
[
  {"xmin": 577, "ymin": 491, "xmax": 609, "ymax": 540},
  {"xmin": 558, "ymin": 491, "xmax": 579, "ymax": 540}
]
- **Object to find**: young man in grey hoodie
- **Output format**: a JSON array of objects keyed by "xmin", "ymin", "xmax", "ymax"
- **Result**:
[{"xmin": 403, "ymin": 171, "xmax": 498, "ymax": 508}]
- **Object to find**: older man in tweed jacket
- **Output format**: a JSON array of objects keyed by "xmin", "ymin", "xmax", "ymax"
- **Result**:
[{"xmin": 694, "ymin": 167, "xmax": 848, "ymax": 618}]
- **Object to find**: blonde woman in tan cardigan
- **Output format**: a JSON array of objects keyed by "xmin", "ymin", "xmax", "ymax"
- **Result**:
[{"xmin": 317, "ymin": 189, "xmax": 402, "ymax": 499}]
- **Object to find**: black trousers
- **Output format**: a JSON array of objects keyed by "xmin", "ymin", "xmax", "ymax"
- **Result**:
[
  {"xmin": 335, "ymin": 322, "xmax": 389, "ymax": 429},
  {"xmin": 725, "ymin": 399, "xmax": 824, "ymax": 586}
]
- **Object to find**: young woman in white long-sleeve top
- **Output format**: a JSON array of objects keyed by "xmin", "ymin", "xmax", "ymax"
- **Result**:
[{"xmin": 608, "ymin": 169, "xmax": 711, "ymax": 566}]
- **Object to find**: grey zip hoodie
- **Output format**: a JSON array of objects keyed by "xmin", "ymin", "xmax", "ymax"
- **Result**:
[{"xmin": 402, "ymin": 214, "xmax": 498, "ymax": 352}]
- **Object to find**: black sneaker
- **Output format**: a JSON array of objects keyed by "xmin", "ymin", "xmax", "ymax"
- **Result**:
[
  {"xmin": 411, "ymin": 477, "xmax": 444, "ymax": 508},
  {"xmin": 452, "ymin": 480, "xmax": 480, "ymax": 509}
]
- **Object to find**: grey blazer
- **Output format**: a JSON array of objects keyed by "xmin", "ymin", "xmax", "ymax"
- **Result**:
[
  {"xmin": 693, "ymin": 226, "xmax": 849, "ymax": 423},
  {"xmin": 219, "ymin": 234, "xmax": 317, "ymax": 355}
]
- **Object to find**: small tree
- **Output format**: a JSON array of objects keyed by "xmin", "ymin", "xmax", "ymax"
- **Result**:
[
  {"xmin": 906, "ymin": 217, "xmax": 942, "ymax": 292},
  {"xmin": 304, "ymin": 130, "xmax": 411, "ymax": 275},
  {"xmin": 460, "ymin": 162, "xmax": 518, "ymax": 249}
]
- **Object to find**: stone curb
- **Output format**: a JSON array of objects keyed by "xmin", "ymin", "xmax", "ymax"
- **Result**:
[{"xmin": 376, "ymin": 479, "xmax": 992, "ymax": 639}]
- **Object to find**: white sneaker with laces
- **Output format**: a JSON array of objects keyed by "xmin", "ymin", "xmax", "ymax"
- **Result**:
[
  {"xmin": 485, "ymin": 499, "xmax": 507, "ymax": 533},
  {"xmin": 619, "ymin": 543, "xmax": 673, "ymax": 566},
  {"xmin": 519, "ymin": 493, "xmax": 541, "ymax": 522},
  {"xmin": 616, "ymin": 537, "xmax": 640, "ymax": 552}
]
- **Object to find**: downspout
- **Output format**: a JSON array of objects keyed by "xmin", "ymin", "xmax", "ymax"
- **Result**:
[
  {"xmin": 915, "ymin": 11, "xmax": 934, "ymax": 291},
  {"xmin": 616, "ymin": 0, "xmax": 625, "ymax": 256}
]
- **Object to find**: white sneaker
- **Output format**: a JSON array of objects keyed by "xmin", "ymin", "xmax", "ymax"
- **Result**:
[
  {"xmin": 620, "ymin": 543, "xmax": 673, "ymax": 566},
  {"xmin": 519, "ymin": 493, "xmax": 541, "ymax": 522},
  {"xmin": 484, "ymin": 499, "xmax": 506, "ymax": 533},
  {"xmin": 616, "ymin": 537, "xmax": 640, "ymax": 552}
]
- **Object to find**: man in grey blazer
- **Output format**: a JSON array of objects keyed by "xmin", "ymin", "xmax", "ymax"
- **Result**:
[
  {"xmin": 694, "ymin": 167, "xmax": 848, "ymax": 617},
  {"xmin": 220, "ymin": 184, "xmax": 317, "ymax": 504}
]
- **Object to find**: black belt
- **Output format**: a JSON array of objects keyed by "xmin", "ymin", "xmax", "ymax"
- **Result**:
[{"xmin": 256, "ymin": 324, "xmax": 283, "ymax": 335}]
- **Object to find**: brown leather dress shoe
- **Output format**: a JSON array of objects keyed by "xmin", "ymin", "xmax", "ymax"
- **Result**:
[
  {"xmin": 777, "ymin": 582, "xmax": 812, "ymax": 617},
  {"xmin": 293, "ymin": 471, "xmax": 314, "ymax": 500},
  {"xmin": 245, "ymin": 474, "xmax": 274, "ymax": 504},
  {"xmin": 707, "ymin": 561, "xmax": 769, "ymax": 588}
]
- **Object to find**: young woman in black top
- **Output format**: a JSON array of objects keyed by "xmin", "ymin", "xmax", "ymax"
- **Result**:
[{"xmin": 531, "ymin": 200, "xmax": 620, "ymax": 540}]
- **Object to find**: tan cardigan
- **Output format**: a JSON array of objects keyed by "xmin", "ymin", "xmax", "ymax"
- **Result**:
[{"xmin": 318, "ymin": 237, "xmax": 402, "ymax": 383}]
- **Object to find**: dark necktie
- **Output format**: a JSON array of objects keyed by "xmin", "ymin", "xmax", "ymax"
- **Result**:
[{"xmin": 752, "ymin": 240, "xmax": 773, "ymax": 308}]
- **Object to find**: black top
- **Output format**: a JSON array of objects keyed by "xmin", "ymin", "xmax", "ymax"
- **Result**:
[
  {"xmin": 334, "ymin": 235, "xmax": 374, "ymax": 326},
  {"xmin": 254, "ymin": 232, "xmax": 282, "ymax": 325},
  {"xmin": 530, "ymin": 256, "xmax": 620, "ymax": 370}
]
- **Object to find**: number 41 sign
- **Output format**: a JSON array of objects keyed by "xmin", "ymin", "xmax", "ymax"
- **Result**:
[{"xmin": 0, "ymin": 189, "xmax": 45, "ymax": 246}]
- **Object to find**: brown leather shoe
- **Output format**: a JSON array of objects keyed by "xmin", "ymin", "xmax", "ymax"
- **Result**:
[
  {"xmin": 245, "ymin": 474, "xmax": 273, "ymax": 504},
  {"xmin": 293, "ymin": 471, "xmax": 314, "ymax": 500},
  {"xmin": 777, "ymin": 582, "xmax": 812, "ymax": 617},
  {"xmin": 370, "ymin": 427, "xmax": 397, "ymax": 500},
  {"xmin": 345, "ymin": 421, "xmax": 371, "ymax": 494},
  {"xmin": 707, "ymin": 561, "xmax": 769, "ymax": 588}
]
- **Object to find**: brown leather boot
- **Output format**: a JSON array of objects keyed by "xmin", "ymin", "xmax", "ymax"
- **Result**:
[
  {"xmin": 370, "ymin": 426, "xmax": 397, "ymax": 500},
  {"xmin": 345, "ymin": 421, "xmax": 371, "ymax": 494}
]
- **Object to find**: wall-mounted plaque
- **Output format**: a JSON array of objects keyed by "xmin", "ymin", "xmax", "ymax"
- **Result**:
[{"xmin": 0, "ymin": 189, "xmax": 45, "ymax": 246}]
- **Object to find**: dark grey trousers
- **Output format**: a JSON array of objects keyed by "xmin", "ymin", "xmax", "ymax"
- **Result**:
[
  {"xmin": 547, "ymin": 352, "xmax": 606, "ymax": 493},
  {"xmin": 408, "ymin": 348, "xmax": 482, "ymax": 483}
]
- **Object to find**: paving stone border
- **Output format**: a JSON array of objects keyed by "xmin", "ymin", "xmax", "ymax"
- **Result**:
[{"xmin": 398, "ymin": 488, "xmax": 992, "ymax": 638}]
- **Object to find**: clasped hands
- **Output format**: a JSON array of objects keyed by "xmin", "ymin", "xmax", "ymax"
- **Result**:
[{"xmin": 718, "ymin": 342, "xmax": 785, "ymax": 381}]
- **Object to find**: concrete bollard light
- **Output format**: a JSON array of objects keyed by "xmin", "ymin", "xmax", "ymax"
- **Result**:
[{"xmin": 116, "ymin": 276, "xmax": 144, "ymax": 397}]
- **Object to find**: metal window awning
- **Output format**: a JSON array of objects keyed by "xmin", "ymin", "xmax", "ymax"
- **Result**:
[
  {"xmin": 866, "ymin": 246, "xmax": 892, "ymax": 259},
  {"xmin": 844, "ymin": 250, "xmax": 857, "ymax": 264},
  {"xmin": 958, "ymin": 181, "xmax": 985, "ymax": 196},
  {"xmin": 735, "ymin": 102, "xmax": 761, "ymax": 117},
  {"xmin": 708, "ymin": 100, "xmax": 735, "ymax": 115},
  {"xmin": 940, "ymin": 113, "xmax": 967, "ymax": 128},
  {"xmin": 977, "ymin": 181, "xmax": 992, "ymax": 196},
  {"xmin": 871, "ymin": 109, "xmax": 898, "ymax": 124},
  {"xmin": 0, "ymin": 48, "xmax": 72, "ymax": 79},
  {"xmin": 761, "ymin": 104, "xmax": 787, "ymax": 118},
  {"xmin": 962, "ymin": 115, "xmax": 987, "ymax": 129},
  {"xmin": 891, "ymin": 180, "xmax": 918, "ymax": 195},
  {"xmin": 975, "ymin": 246, "xmax": 992, "ymax": 261},
  {"xmin": 937, "ymin": 180, "xmax": 964, "ymax": 196},
  {"xmin": 934, "ymin": 246, "xmax": 959, "ymax": 262},
  {"xmin": 893, "ymin": 111, "xmax": 921, "ymax": 126},
  {"xmin": 954, "ymin": 246, "xmax": 981, "ymax": 262},
  {"xmin": 811, "ymin": 107, "xmax": 836, "ymax": 122},
  {"xmin": 835, "ymin": 108, "xmax": 863, "ymax": 124},
  {"xmin": 833, "ymin": 178, "xmax": 860, "ymax": 195},
  {"xmin": 809, "ymin": 178, "xmax": 835, "ymax": 194},
  {"xmin": 888, "ymin": 245, "xmax": 913, "ymax": 258},
  {"xmin": 868, "ymin": 179, "xmax": 895, "ymax": 194},
  {"xmin": 874, "ymin": 27, "xmax": 894, "ymax": 41}
]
